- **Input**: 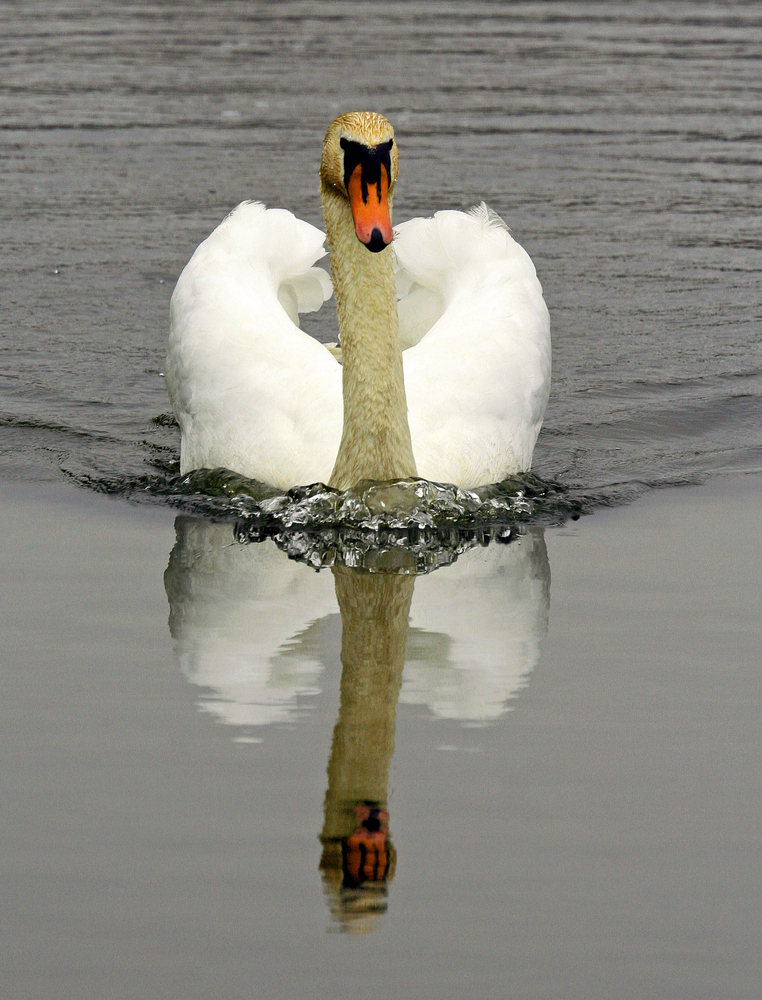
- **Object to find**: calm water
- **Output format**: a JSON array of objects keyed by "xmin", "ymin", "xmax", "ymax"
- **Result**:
[{"xmin": 2, "ymin": 2, "xmax": 761, "ymax": 997}]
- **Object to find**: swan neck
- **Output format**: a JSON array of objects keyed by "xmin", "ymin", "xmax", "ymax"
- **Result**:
[{"xmin": 322, "ymin": 184, "xmax": 417, "ymax": 490}]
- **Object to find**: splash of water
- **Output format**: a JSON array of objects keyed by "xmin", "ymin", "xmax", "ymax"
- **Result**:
[{"xmin": 75, "ymin": 466, "xmax": 582, "ymax": 572}]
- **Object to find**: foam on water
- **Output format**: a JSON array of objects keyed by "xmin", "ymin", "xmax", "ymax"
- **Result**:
[{"xmin": 75, "ymin": 464, "xmax": 580, "ymax": 572}]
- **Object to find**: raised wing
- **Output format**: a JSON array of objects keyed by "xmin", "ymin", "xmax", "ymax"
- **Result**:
[
  {"xmin": 394, "ymin": 205, "xmax": 551, "ymax": 485},
  {"xmin": 167, "ymin": 202, "xmax": 342, "ymax": 487}
]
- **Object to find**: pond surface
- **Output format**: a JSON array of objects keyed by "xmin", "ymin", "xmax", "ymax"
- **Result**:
[{"xmin": 3, "ymin": 477, "xmax": 760, "ymax": 999}]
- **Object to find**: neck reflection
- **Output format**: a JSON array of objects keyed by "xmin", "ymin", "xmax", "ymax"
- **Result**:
[{"xmin": 319, "ymin": 569, "xmax": 414, "ymax": 928}]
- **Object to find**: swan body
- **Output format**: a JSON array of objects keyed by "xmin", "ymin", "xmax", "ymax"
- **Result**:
[{"xmin": 167, "ymin": 112, "xmax": 550, "ymax": 490}]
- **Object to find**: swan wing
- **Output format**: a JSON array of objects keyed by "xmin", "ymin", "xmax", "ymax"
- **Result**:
[
  {"xmin": 167, "ymin": 202, "xmax": 342, "ymax": 488},
  {"xmin": 395, "ymin": 205, "xmax": 551, "ymax": 486}
]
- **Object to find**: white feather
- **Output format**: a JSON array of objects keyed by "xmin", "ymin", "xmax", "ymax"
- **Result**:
[
  {"xmin": 396, "ymin": 205, "xmax": 551, "ymax": 485},
  {"xmin": 167, "ymin": 202, "xmax": 342, "ymax": 487},
  {"xmin": 167, "ymin": 200, "xmax": 550, "ymax": 489}
]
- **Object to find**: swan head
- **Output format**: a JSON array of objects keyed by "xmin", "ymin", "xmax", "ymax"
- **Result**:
[{"xmin": 320, "ymin": 112, "xmax": 398, "ymax": 253}]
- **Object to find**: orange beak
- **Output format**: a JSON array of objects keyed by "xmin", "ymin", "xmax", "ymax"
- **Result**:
[{"xmin": 347, "ymin": 163, "xmax": 393, "ymax": 252}]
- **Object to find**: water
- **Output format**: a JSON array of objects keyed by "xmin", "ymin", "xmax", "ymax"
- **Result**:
[
  {"xmin": 2, "ymin": 3, "xmax": 761, "ymax": 997},
  {"xmin": 4, "ymin": 475, "xmax": 760, "ymax": 999},
  {"xmin": 2, "ymin": 1, "xmax": 760, "ymax": 506}
]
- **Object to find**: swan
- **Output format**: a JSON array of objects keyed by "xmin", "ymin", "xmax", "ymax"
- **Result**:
[{"xmin": 166, "ymin": 111, "xmax": 551, "ymax": 491}]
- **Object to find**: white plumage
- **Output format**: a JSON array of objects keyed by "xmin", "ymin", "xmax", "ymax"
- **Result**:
[
  {"xmin": 167, "ymin": 116, "xmax": 551, "ymax": 491},
  {"xmin": 397, "ymin": 205, "xmax": 551, "ymax": 485},
  {"xmin": 168, "ymin": 204, "xmax": 342, "ymax": 487}
]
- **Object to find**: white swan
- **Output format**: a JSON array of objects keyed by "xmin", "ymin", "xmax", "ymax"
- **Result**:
[{"xmin": 166, "ymin": 111, "xmax": 551, "ymax": 491}]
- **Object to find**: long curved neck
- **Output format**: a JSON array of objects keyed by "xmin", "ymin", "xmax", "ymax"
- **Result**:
[{"xmin": 321, "ymin": 184, "xmax": 417, "ymax": 490}]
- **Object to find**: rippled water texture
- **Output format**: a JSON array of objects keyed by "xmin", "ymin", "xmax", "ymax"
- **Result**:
[{"xmin": 2, "ymin": 1, "xmax": 760, "ymax": 520}]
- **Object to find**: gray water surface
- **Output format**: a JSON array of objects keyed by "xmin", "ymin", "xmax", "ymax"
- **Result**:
[
  {"xmin": 2, "ymin": 1, "xmax": 760, "ymax": 498},
  {"xmin": 3, "ymin": 476, "xmax": 760, "ymax": 999}
]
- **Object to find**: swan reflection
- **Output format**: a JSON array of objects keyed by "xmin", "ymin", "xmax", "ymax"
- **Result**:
[
  {"xmin": 164, "ymin": 517, "xmax": 549, "ymax": 927},
  {"xmin": 164, "ymin": 519, "xmax": 549, "ymax": 731},
  {"xmin": 164, "ymin": 518, "xmax": 338, "ymax": 732}
]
